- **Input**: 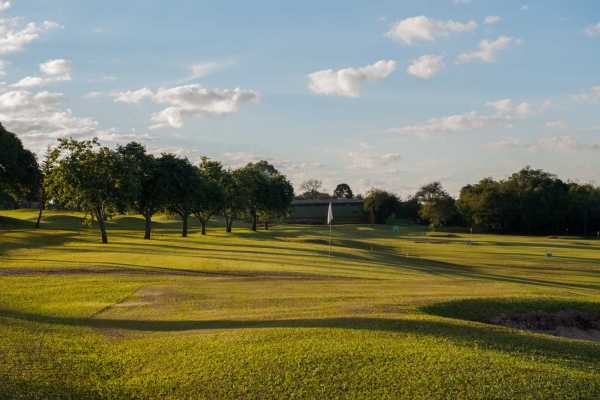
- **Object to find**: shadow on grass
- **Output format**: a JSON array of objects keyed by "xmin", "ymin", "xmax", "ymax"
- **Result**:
[
  {"xmin": 422, "ymin": 297, "xmax": 600, "ymax": 323},
  {"xmin": 1, "ymin": 308, "xmax": 599, "ymax": 364}
]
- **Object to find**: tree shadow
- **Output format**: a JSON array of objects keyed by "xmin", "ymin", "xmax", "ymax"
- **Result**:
[{"xmin": 1, "ymin": 308, "xmax": 599, "ymax": 365}]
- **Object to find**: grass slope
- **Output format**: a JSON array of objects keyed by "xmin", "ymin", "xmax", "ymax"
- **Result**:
[{"xmin": 1, "ymin": 209, "xmax": 600, "ymax": 399}]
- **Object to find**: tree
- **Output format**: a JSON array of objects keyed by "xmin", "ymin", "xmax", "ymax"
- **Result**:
[
  {"xmin": 35, "ymin": 147, "xmax": 56, "ymax": 228},
  {"xmin": 0, "ymin": 123, "xmax": 40, "ymax": 208},
  {"xmin": 221, "ymin": 169, "xmax": 246, "ymax": 233},
  {"xmin": 47, "ymin": 138, "xmax": 120, "ymax": 243},
  {"xmin": 237, "ymin": 161, "xmax": 280, "ymax": 231},
  {"xmin": 192, "ymin": 157, "xmax": 225, "ymax": 235},
  {"xmin": 117, "ymin": 142, "xmax": 168, "ymax": 239},
  {"xmin": 333, "ymin": 183, "xmax": 353, "ymax": 199},
  {"xmin": 258, "ymin": 172, "xmax": 294, "ymax": 230},
  {"xmin": 415, "ymin": 182, "xmax": 458, "ymax": 228},
  {"xmin": 160, "ymin": 154, "xmax": 200, "ymax": 237},
  {"xmin": 299, "ymin": 179, "xmax": 327, "ymax": 199},
  {"xmin": 363, "ymin": 189, "xmax": 400, "ymax": 224}
]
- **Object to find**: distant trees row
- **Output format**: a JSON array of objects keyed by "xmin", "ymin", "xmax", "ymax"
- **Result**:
[
  {"xmin": 362, "ymin": 167, "xmax": 600, "ymax": 236},
  {"xmin": 24, "ymin": 137, "xmax": 294, "ymax": 244}
]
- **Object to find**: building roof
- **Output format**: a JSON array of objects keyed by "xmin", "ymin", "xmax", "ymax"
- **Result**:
[{"xmin": 292, "ymin": 198, "xmax": 363, "ymax": 205}]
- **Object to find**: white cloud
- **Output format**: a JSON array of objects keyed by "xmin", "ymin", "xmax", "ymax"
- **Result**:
[
  {"xmin": 456, "ymin": 36, "xmax": 520, "ymax": 63},
  {"xmin": 0, "ymin": 1, "xmax": 10, "ymax": 12},
  {"xmin": 9, "ymin": 58, "xmax": 72, "ymax": 88},
  {"xmin": 112, "ymin": 87, "xmax": 153, "ymax": 103},
  {"xmin": 573, "ymin": 85, "xmax": 600, "ymax": 103},
  {"xmin": 484, "ymin": 16, "xmax": 502, "ymax": 25},
  {"xmin": 189, "ymin": 62, "xmax": 223, "ymax": 78},
  {"xmin": 40, "ymin": 58, "xmax": 71, "ymax": 76},
  {"xmin": 453, "ymin": 0, "xmax": 471, "ymax": 5},
  {"xmin": 485, "ymin": 98, "xmax": 533, "ymax": 118},
  {"xmin": 0, "ymin": 18, "xmax": 61, "ymax": 54},
  {"xmin": 407, "ymin": 54, "xmax": 444, "ymax": 79},
  {"xmin": 389, "ymin": 98, "xmax": 534, "ymax": 137},
  {"xmin": 490, "ymin": 136, "xmax": 600, "ymax": 153},
  {"xmin": 83, "ymin": 91, "xmax": 103, "ymax": 99},
  {"xmin": 586, "ymin": 21, "xmax": 600, "ymax": 37},
  {"xmin": 386, "ymin": 16, "xmax": 477, "ymax": 45},
  {"xmin": 307, "ymin": 59, "xmax": 396, "ymax": 97},
  {"xmin": 150, "ymin": 85, "xmax": 259, "ymax": 129},
  {"xmin": 545, "ymin": 120, "xmax": 567, "ymax": 129},
  {"xmin": 0, "ymin": 59, "xmax": 6, "ymax": 75},
  {"xmin": 347, "ymin": 151, "xmax": 402, "ymax": 170},
  {"xmin": 0, "ymin": 89, "xmax": 150, "ymax": 152}
]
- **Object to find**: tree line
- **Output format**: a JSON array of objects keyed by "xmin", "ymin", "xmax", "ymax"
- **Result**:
[
  {"xmin": 362, "ymin": 168, "xmax": 600, "ymax": 236},
  {"xmin": 3, "ymin": 122, "xmax": 600, "ymax": 238},
  {"xmin": 1, "ymin": 126, "xmax": 294, "ymax": 243}
]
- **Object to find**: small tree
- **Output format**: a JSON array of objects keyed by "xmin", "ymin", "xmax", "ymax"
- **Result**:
[
  {"xmin": 333, "ymin": 183, "xmax": 353, "ymax": 199},
  {"xmin": 35, "ymin": 147, "xmax": 56, "ymax": 228},
  {"xmin": 415, "ymin": 182, "xmax": 458, "ymax": 228},
  {"xmin": 192, "ymin": 157, "xmax": 225, "ymax": 235},
  {"xmin": 160, "ymin": 154, "xmax": 200, "ymax": 237},
  {"xmin": 300, "ymin": 179, "xmax": 325, "ymax": 199},
  {"xmin": 222, "ymin": 169, "xmax": 246, "ymax": 233},
  {"xmin": 363, "ymin": 189, "xmax": 400, "ymax": 224},
  {"xmin": 47, "ymin": 138, "xmax": 120, "ymax": 243},
  {"xmin": 117, "ymin": 142, "xmax": 168, "ymax": 239}
]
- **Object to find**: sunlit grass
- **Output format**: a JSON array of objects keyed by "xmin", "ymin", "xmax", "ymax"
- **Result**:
[{"xmin": 1, "ymin": 209, "xmax": 600, "ymax": 399}]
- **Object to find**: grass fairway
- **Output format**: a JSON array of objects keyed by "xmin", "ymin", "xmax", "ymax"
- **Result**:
[{"xmin": 1, "ymin": 210, "xmax": 600, "ymax": 399}]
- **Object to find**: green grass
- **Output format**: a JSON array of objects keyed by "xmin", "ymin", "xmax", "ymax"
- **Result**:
[{"xmin": 1, "ymin": 209, "xmax": 600, "ymax": 399}]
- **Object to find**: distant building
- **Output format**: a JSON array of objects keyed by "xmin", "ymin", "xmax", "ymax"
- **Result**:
[{"xmin": 287, "ymin": 198, "xmax": 366, "ymax": 224}]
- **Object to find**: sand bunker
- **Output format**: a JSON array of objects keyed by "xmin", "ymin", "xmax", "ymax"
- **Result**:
[{"xmin": 491, "ymin": 310, "xmax": 600, "ymax": 342}]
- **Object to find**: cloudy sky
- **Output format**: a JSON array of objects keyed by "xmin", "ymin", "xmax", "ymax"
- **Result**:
[{"xmin": 1, "ymin": 0, "xmax": 600, "ymax": 196}]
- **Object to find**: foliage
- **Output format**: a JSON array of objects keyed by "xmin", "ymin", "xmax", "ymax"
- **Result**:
[
  {"xmin": 160, "ymin": 154, "xmax": 201, "ymax": 237},
  {"xmin": 299, "ymin": 179, "xmax": 328, "ymax": 199},
  {"xmin": 415, "ymin": 182, "xmax": 459, "ymax": 228},
  {"xmin": 46, "ymin": 138, "xmax": 125, "ymax": 243},
  {"xmin": 192, "ymin": 157, "xmax": 226, "ymax": 235},
  {"xmin": 333, "ymin": 183, "xmax": 354, "ymax": 199},
  {"xmin": 363, "ymin": 189, "xmax": 400, "ymax": 224},
  {"xmin": 0, "ymin": 123, "xmax": 39, "ymax": 208}
]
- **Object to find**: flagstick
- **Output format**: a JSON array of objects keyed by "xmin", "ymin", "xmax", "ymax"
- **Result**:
[{"xmin": 329, "ymin": 222, "xmax": 332, "ymax": 257}]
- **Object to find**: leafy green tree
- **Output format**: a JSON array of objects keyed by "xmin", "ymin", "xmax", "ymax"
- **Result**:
[
  {"xmin": 298, "ymin": 179, "xmax": 329, "ymax": 199},
  {"xmin": 333, "ymin": 183, "xmax": 353, "ymax": 199},
  {"xmin": 192, "ymin": 157, "xmax": 225, "ymax": 235},
  {"xmin": 34, "ymin": 147, "xmax": 56, "ymax": 228},
  {"xmin": 160, "ymin": 154, "xmax": 200, "ymax": 237},
  {"xmin": 258, "ymin": 173, "xmax": 295, "ymax": 230},
  {"xmin": 117, "ymin": 142, "xmax": 168, "ymax": 239},
  {"xmin": 222, "ymin": 169, "xmax": 246, "ymax": 233},
  {"xmin": 363, "ymin": 189, "xmax": 400, "ymax": 224},
  {"xmin": 47, "ymin": 138, "xmax": 121, "ymax": 243},
  {"xmin": 415, "ymin": 182, "xmax": 458, "ymax": 228},
  {"xmin": 0, "ymin": 123, "xmax": 40, "ymax": 208}
]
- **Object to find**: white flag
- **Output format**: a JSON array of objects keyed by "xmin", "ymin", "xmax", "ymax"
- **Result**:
[{"xmin": 327, "ymin": 202, "xmax": 333, "ymax": 225}]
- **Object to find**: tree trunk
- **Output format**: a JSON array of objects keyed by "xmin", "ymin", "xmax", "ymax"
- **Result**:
[
  {"xmin": 251, "ymin": 210, "xmax": 257, "ymax": 232},
  {"xmin": 35, "ymin": 198, "xmax": 44, "ymax": 229},
  {"xmin": 181, "ymin": 213, "xmax": 188, "ymax": 237},
  {"xmin": 225, "ymin": 216, "xmax": 233, "ymax": 233},
  {"xmin": 96, "ymin": 208, "xmax": 108, "ymax": 244},
  {"xmin": 144, "ymin": 212, "xmax": 152, "ymax": 240},
  {"xmin": 264, "ymin": 220, "xmax": 269, "ymax": 230},
  {"xmin": 200, "ymin": 220, "xmax": 206, "ymax": 235}
]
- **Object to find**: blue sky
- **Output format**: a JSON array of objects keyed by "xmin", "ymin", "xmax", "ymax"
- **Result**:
[{"xmin": 2, "ymin": 0, "xmax": 600, "ymax": 195}]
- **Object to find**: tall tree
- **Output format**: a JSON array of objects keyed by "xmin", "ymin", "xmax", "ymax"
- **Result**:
[
  {"xmin": 333, "ymin": 183, "xmax": 354, "ymax": 199},
  {"xmin": 363, "ymin": 189, "xmax": 400, "ymax": 224},
  {"xmin": 117, "ymin": 142, "xmax": 167, "ymax": 239},
  {"xmin": 0, "ymin": 123, "xmax": 40, "ymax": 208},
  {"xmin": 299, "ymin": 179, "xmax": 325, "ymax": 199},
  {"xmin": 35, "ymin": 147, "xmax": 56, "ymax": 228},
  {"xmin": 192, "ymin": 157, "xmax": 225, "ymax": 235},
  {"xmin": 47, "ymin": 138, "xmax": 120, "ymax": 243},
  {"xmin": 415, "ymin": 182, "xmax": 458, "ymax": 228},
  {"xmin": 221, "ymin": 169, "xmax": 246, "ymax": 233},
  {"xmin": 237, "ymin": 161, "xmax": 274, "ymax": 231},
  {"xmin": 160, "ymin": 154, "xmax": 201, "ymax": 237},
  {"xmin": 258, "ymin": 172, "xmax": 295, "ymax": 230}
]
